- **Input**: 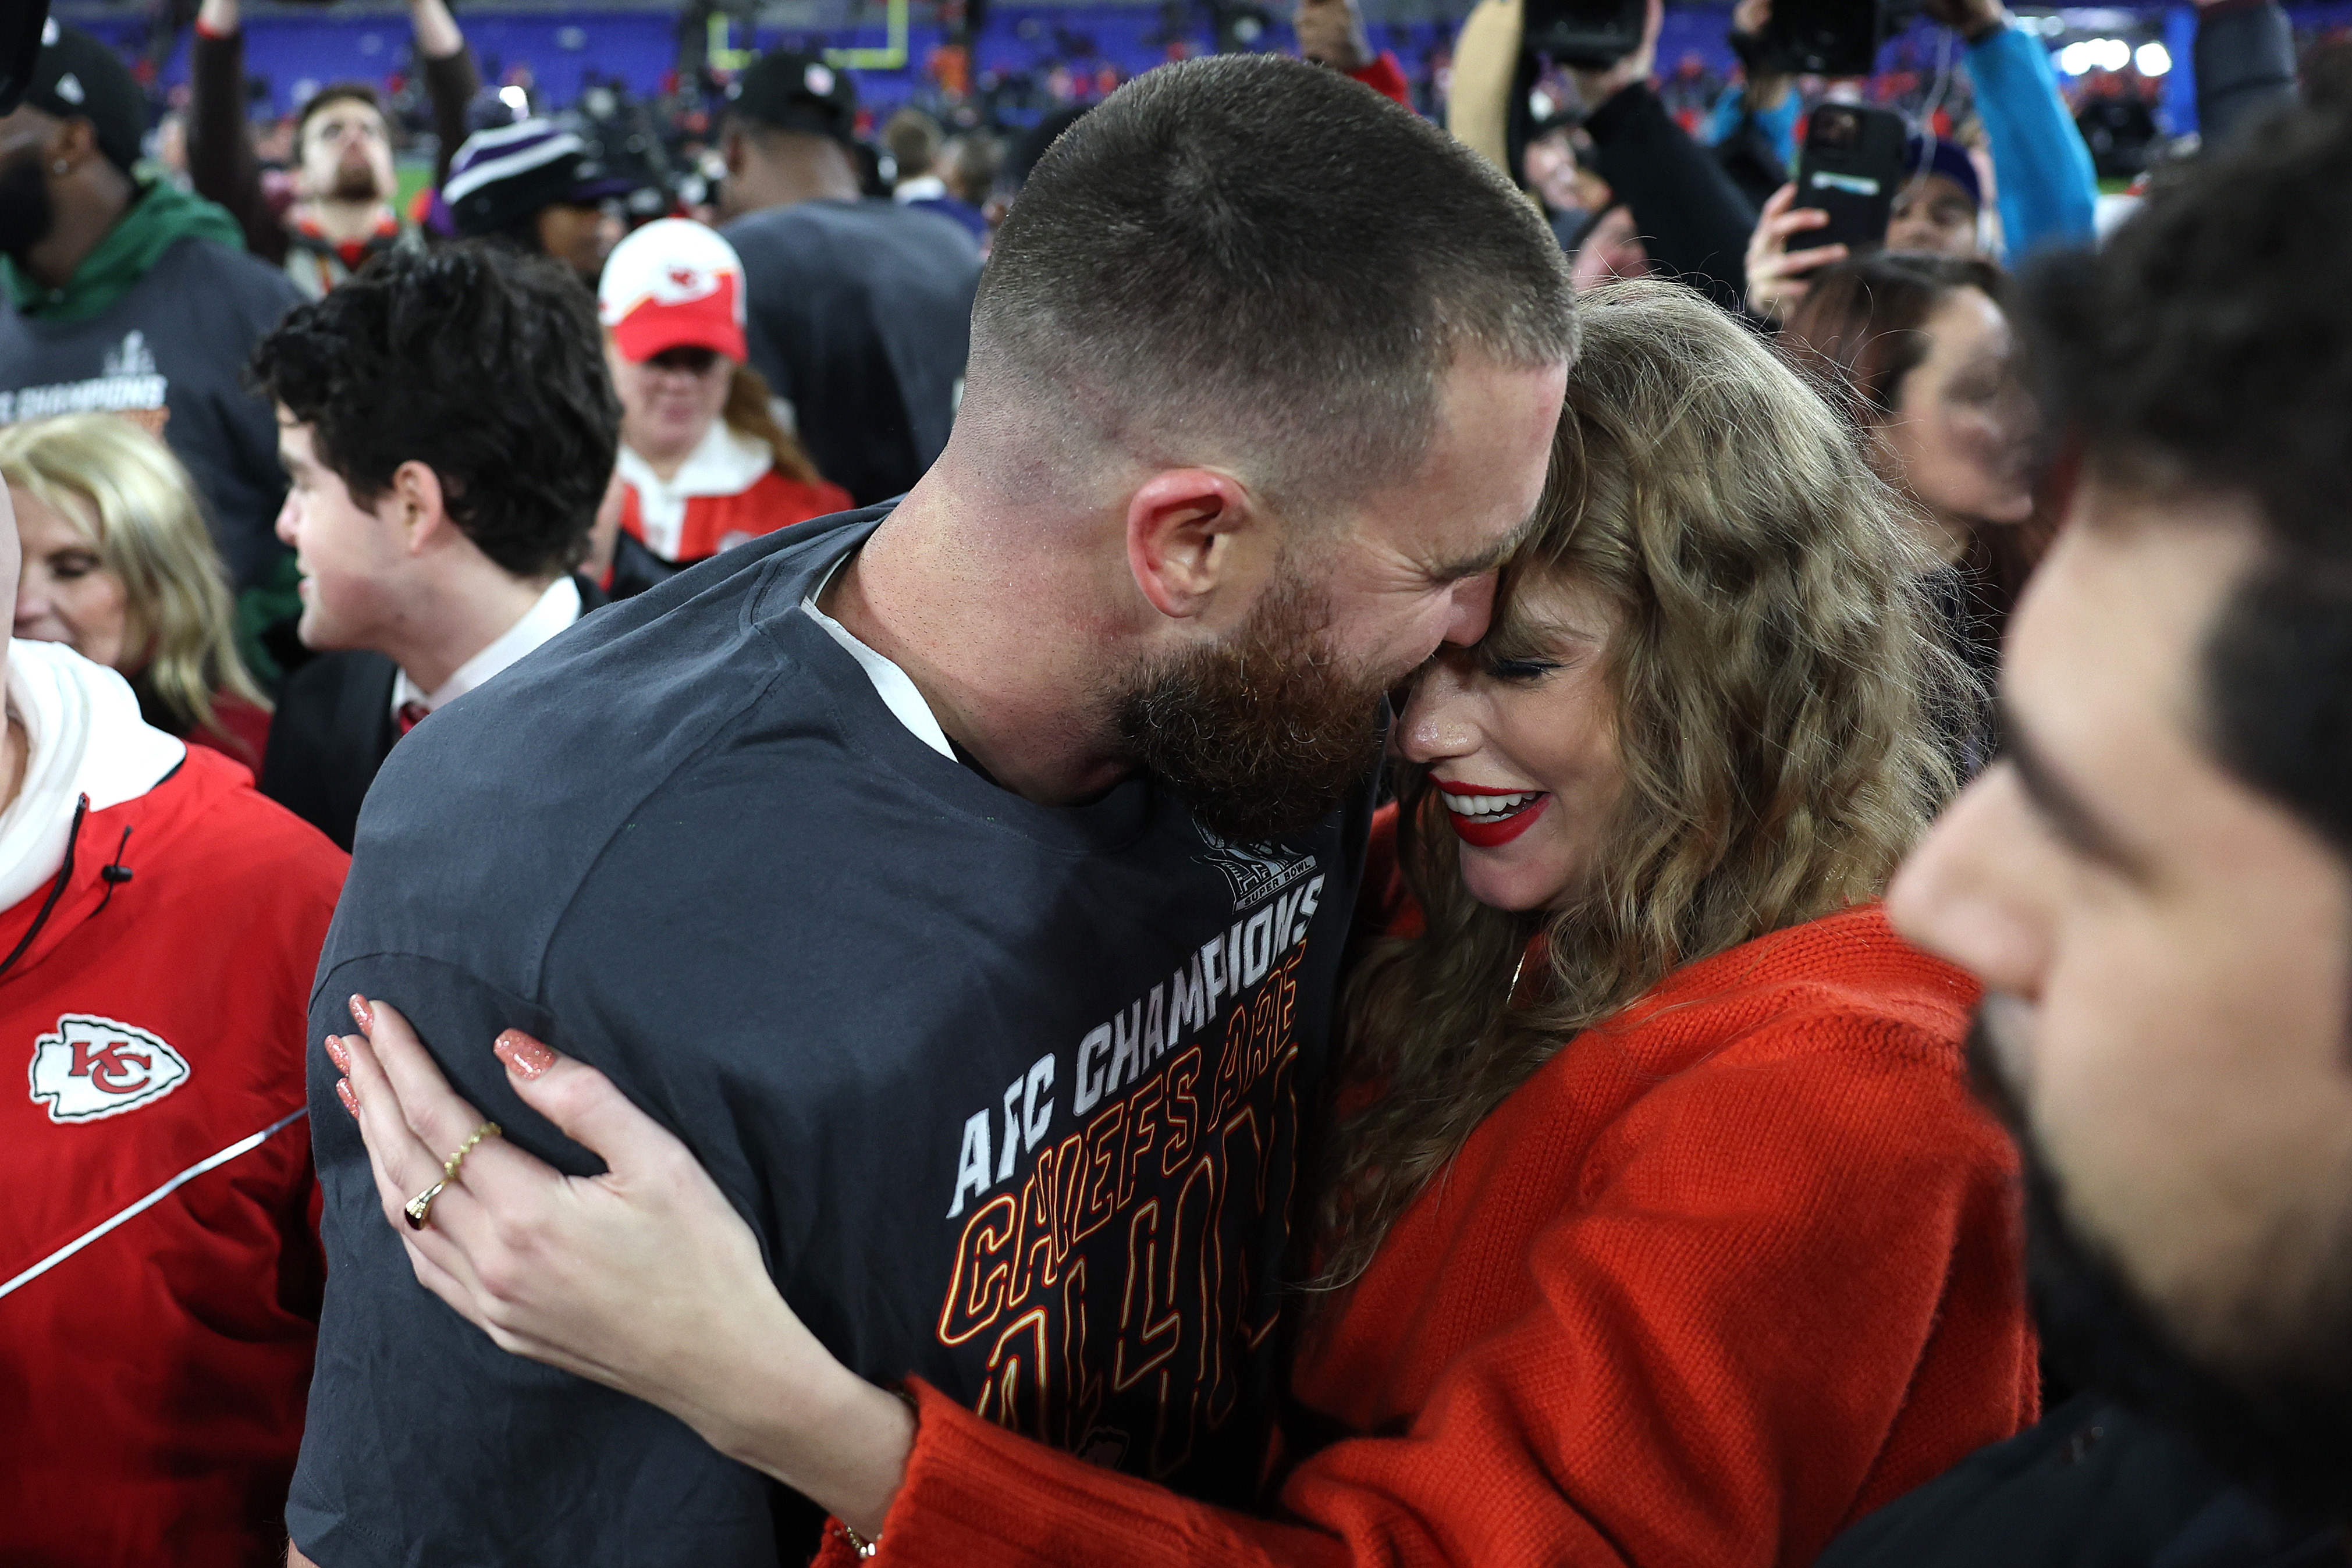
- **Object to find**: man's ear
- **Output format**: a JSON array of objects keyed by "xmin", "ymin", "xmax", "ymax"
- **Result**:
[
  {"xmin": 46, "ymin": 116, "xmax": 97, "ymax": 177},
  {"xmin": 721, "ymin": 124, "xmax": 749, "ymax": 179},
  {"xmin": 386, "ymin": 461, "xmax": 453, "ymax": 557},
  {"xmin": 1125, "ymin": 468, "xmax": 1255, "ymax": 623}
]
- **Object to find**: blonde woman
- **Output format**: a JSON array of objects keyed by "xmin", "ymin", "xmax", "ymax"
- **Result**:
[
  {"xmin": 331, "ymin": 282, "xmax": 2034, "ymax": 1566},
  {"xmin": 0, "ymin": 414, "xmax": 272, "ymax": 770}
]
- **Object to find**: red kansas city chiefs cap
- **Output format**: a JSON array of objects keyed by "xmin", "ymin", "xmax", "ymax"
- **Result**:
[{"xmin": 596, "ymin": 218, "xmax": 749, "ymax": 365}]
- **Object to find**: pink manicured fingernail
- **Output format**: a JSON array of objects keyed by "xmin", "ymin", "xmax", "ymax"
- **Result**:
[
  {"xmin": 324, "ymin": 1034, "xmax": 350, "ymax": 1072},
  {"xmin": 494, "ymin": 1030, "xmax": 556, "ymax": 1080},
  {"xmin": 336, "ymin": 1078, "xmax": 359, "ymax": 1118},
  {"xmin": 348, "ymin": 994, "xmax": 373, "ymax": 1031}
]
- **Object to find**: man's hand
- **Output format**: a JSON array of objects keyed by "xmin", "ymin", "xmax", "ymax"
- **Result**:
[
  {"xmin": 1729, "ymin": 0, "xmax": 1794, "ymax": 111},
  {"xmin": 1296, "ymin": 0, "xmax": 1374, "ymax": 72},
  {"xmin": 195, "ymin": 0, "xmax": 239, "ymax": 36},
  {"xmin": 1921, "ymin": 0, "xmax": 2008, "ymax": 44},
  {"xmin": 1567, "ymin": 0, "xmax": 1663, "ymax": 112},
  {"xmin": 406, "ymin": 0, "xmax": 466, "ymax": 61},
  {"xmin": 1746, "ymin": 182, "xmax": 1849, "ymax": 322}
]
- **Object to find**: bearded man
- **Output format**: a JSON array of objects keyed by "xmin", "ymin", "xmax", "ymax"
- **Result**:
[
  {"xmin": 1817, "ymin": 100, "xmax": 2352, "ymax": 1568},
  {"xmin": 0, "ymin": 20, "xmax": 297, "ymax": 592},
  {"xmin": 189, "ymin": 0, "xmax": 482, "ymax": 300},
  {"xmin": 286, "ymin": 54, "xmax": 1576, "ymax": 1568}
]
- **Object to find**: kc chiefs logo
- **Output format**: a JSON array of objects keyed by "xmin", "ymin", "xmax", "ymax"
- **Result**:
[{"xmin": 29, "ymin": 1015, "xmax": 189, "ymax": 1123}]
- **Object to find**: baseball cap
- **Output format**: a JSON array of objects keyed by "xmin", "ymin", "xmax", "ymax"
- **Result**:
[
  {"xmin": 597, "ymin": 218, "xmax": 748, "ymax": 364},
  {"xmin": 726, "ymin": 49, "xmax": 857, "ymax": 146},
  {"xmin": 23, "ymin": 19, "xmax": 145, "ymax": 175},
  {"xmin": 444, "ymin": 117, "xmax": 642, "ymax": 238},
  {"xmin": 1903, "ymin": 133, "xmax": 1984, "ymax": 211}
]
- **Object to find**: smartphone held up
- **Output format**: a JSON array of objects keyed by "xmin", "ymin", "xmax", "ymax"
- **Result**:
[{"xmin": 1793, "ymin": 102, "xmax": 1912, "ymax": 255}]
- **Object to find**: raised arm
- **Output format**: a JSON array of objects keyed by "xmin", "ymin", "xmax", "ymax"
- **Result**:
[
  {"xmin": 1706, "ymin": 0, "xmax": 1797, "ymax": 169},
  {"xmin": 1573, "ymin": 0, "xmax": 1760, "ymax": 315},
  {"xmin": 1930, "ymin": 0, "xmax": 2098, "ymax": 261},
  {"xmin": 408, "ymin": 0, "xmax": 481, "ymax": 189},
  {"xmin": 189, "ymin": 0, "xmax": 286, "ymax": 265},
  {"xmin": 1295, "ymin": 0, "xmax": 1414, "ymax": 108}
]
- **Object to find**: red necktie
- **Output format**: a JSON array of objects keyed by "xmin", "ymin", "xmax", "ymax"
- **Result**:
[{"xmin": 396, "ymin": 702, "xmax": 431, "ymax": 736}]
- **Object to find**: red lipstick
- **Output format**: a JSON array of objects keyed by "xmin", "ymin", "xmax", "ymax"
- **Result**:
[{"xmin": 1434, "ymin": 778, "xmax": 1551, "ymax": 848}]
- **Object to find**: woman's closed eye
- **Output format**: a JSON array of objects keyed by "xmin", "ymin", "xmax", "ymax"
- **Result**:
[{"xmin": 1483, "ymin": 654, "xmax": 1562, "ymax": 684}]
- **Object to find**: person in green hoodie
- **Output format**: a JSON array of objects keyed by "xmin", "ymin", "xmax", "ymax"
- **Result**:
[{"xmin": 0, "ymin": 20, "xmax": 299, "ymax": 601}]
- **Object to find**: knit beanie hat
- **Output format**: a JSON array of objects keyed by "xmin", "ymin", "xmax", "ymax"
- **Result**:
[
  {"xmin": 443, "ymin": 118, "xmax": 641, "ymax": 237},
  {"xmin": 1903, "ymin": 133, "xmax": 1984, "ymax": 210}
]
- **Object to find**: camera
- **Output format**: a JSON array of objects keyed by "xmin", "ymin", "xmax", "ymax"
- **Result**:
[
  {"xmin": 1756, "ymin": 0, "xmax": 1921, "ymax": 78},
  {"xmin": 1522, "ymin": 0, "xmax": 1648, "ymax": 70}
]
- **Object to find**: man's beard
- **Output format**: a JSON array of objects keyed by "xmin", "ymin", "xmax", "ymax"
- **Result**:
[
  {"xmin": 1114, "ymin": 568, "xmax": 1391, "ymax": 846},
  {"xmin": 329, "ymin": 158, "xmax": 382, "ymax": 202},
  {"xmin": 1967, "ymin": 1011, "xmax": 2352, "ymax": 1524},
  {"xmin": 0, "ymin": 145, "xmax": 56, "ymax": 261}
]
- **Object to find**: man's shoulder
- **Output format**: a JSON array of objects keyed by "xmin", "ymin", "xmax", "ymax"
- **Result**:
[
  {"xmin": 150, "ymin": 233, "xmax": 302, "ymax": 315},
  {"xmin": 727, "ymin": 198, "xmax": 979, "ymax": 268},
  {"xmin": 366, "ymin": 513, "xmax": 876, "ymax": 830},
  {"xmin": 120, "ymin": 746, "xmax": 349, "ymax": 908},
  {"xmin": 415, "ymin": 542, "xmax": 800, "ymax": 762},
  {"xmin": 1817, "ymin": 1395, "xmax": 2336, "ymax": 1568},
  {"xmin": 330, "ymin": 514, "xmax": 879, "ymax": 996},
  {"xmin": 278, "ymin": 649, "xmax": 397, "ymax": 726},
  {"xmin": 265, "ymin": 651, "xmax": 396, "ymax": 792}
]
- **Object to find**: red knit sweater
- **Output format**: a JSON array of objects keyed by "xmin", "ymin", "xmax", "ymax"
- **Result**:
[{"xmin": 829, "ymin": 883, "xmax": 2034, "ymax": 1566}]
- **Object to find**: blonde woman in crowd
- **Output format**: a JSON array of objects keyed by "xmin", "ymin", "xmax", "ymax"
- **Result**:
[
  {"xmin": 335, "ymin": 280, "xmax": 2036, "ymax": 1567},
  {"xmin": 0, "ymin": 414, "xmax": 272, "ymax": 770}
]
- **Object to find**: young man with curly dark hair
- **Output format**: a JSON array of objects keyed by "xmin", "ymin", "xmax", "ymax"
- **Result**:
[
  {"xmin": 1815, "ymin": 102, "xmax": 2352, "ymax": 1568},
  {"xmin": 254, "ymin": 242, "xmax": 620, "ymax": 850}
]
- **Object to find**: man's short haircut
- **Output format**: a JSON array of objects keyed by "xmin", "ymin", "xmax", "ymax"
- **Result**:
[
  {"xmin": 247, "ymin": 243, "xmax": 620, "ymax": 580},
  {"xmin": 882, "ymin": 107, "xmax": 943, "ymax": 177},
  {"xmin": 2025, "ymin": 105, "xmax": 2352, "ymax": 852},
  {"xmin": 970, "ymin": 55, "xmax": 1578, "ymax": 517},
  {"xmin": 294, "ymin": 81, "xmax": 385, "ymax": 157}
]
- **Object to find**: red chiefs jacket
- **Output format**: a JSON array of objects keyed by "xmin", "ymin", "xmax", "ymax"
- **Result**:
[
  {"xmin": 619, "ymin": 464, "xmax": 853, "ymax": 564},
  {"xmin": 0, "ymin": 744, "xmax": 346, "ymax": 1566}
]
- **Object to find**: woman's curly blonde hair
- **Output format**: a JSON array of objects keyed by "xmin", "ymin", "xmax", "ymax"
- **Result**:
[{"xmin": 1314, "ymin": 280, "xmax": 1970, "ymax": 1291}]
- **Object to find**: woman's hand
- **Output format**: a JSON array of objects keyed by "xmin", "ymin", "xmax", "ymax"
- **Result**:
[
  {"xmin": 329, "ymin": 997, "xmax": 914, "ymax": 1537},
  {"xmin": 1746, "ymin": 182, "xmax": 1849, "ymax": 322}
]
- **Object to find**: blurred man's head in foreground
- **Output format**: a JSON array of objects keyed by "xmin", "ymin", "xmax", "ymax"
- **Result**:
[{"xmin": 1891, "ymin": 106, "xmax": 2352, "ymax": 1523}]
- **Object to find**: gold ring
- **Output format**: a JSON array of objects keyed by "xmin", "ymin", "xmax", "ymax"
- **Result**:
[
  {"xmin": 403, "ymin": 1181, "xmax": 446, "ymax": 1229},
  {"xmin": 441, "ymin": 1121, "xmax": 500, "ymax": 1185},
  {"xmin": 402, "ymin": 1122, "xmax": 499, "ymax": 1232}
]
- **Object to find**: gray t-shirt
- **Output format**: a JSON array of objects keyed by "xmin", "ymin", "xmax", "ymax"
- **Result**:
[
  {"xmin": 290, "ymin": 506, "xmax": 1372, "ymax": 1564},
  {"xmin": 0, "ymin": 236, "xmax": 299, "ymax": 590}
]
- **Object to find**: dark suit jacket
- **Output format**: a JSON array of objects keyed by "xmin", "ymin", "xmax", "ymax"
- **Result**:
[
  {"xmin": 260, "ymin": 649, "xmax": 398, "ymax": 853},
  {"xmin": 261, "ymin": 578, "xmax": 606, "ymax": 851}
]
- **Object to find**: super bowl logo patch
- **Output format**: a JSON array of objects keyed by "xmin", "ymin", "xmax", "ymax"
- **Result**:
[{"xmin": 28, "ymin": 1015, "xmax": 190, "ymax": 1123}]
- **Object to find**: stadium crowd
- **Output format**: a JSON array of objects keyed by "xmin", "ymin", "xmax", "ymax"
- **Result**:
[{"xmin": 1, "ymin": 0, "xmax": 2349, "ymax": 1565}]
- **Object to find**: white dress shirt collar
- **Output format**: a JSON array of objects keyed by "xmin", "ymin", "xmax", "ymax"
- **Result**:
[{"xmin": 392, "ymin": 575, "xmax": 583, "ymax": 723}]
